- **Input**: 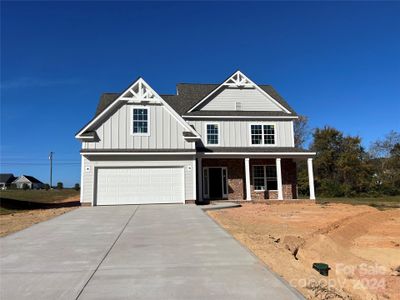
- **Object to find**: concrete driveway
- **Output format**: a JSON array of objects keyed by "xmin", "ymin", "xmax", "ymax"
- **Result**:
[{"xmin": 1, "ymin": 205, "xmax": 302, "ymax": 299}]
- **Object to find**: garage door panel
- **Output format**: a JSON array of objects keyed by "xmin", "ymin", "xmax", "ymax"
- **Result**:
[{"xmin": 96, "ymin": 167, "xmax": 184, "ymax": 205}]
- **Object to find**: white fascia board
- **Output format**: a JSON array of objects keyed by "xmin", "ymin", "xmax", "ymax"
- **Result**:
[
  {"xmin": 201, "ymin": 152, "xmax": 316, "ymax": 156},
  {"xmin": 81, "ymin": 152, "xmax": 197, "ymax": 156},
  {"xmin": 187, "ymin": 70, "xmax": 291, "ymax": 114},
  {"xmin": 76, "ymin": 77, "xmax": 200, "ymax": 139},
  {"xmin": 182, "ymin": 115, "xmax": 298, "ymax": 120}
]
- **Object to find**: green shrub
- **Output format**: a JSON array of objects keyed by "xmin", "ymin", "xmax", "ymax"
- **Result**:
[
  {"xmin": 22, "ymin": 183, "xmax": 29, "ymax": 190},
  {"xmin": 56, "ymin": 182, "xmax": 63, "ymax": 189},
  {"xmin": 43, "ymin": 184, "xmax": 50, "ymax": 190},
  {"xmin": 74, "ymin": 183, "xmax": 80, "ymax": 191}
]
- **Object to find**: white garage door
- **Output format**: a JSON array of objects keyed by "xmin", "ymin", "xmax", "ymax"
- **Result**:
[{"xmin": 96, "ymin": 167, "xmax": 184, "ymax": 205}]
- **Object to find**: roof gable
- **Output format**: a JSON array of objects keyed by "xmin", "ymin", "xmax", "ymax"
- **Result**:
[
  {"xmin": 187, "ymin": 71, "xmax": 291, "ymax": 114},
  {"xmin": 13, "ymin": 175, "xmax": 42, "ymax": 184},
  {"xmin": 76, "ymin": 78, "xmax": 200, "ymax": 139},
  {"xmin": 0, "ymin": 173, "xmax": 15, "ymax": 183}
]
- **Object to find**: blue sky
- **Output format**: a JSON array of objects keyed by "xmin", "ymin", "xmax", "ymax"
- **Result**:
[{"xmin": 1, "ymin": 1, "xmax": 399, "ymax": 186}]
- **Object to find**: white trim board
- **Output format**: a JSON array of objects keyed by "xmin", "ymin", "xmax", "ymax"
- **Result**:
[
  {"xmin": 204, "ymin": 122, "xmax": 221, "ymax": 146},
  {"xmin": 130, "ymin": 105, "xmax": 150, "ymax": 137},
  {"xmin": 81, "ymin": 152, "xmax": 197, "ymax": 156},
  {"xmin": 182, "ymin": 115, "xmax": 298, "ymax": 120},
  {"xmin": 76, "ymin": 78, "xmax": 200, "ymax": 139},
  {"xmin": 248, "ymin": 122, "xmax": 277, "ymax": 147},
  {"xmin": 200, "ymin": 152, "xmax": 316, "ymax": 156},
  {"xmin": 187, "ymin": 70, "xmax": 291, "ymax": 114}
]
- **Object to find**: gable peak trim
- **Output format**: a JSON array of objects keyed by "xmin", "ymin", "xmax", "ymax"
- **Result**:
[
  {"xmin": 187, "ymin": 70, "xmax": 291, "ymax": 114},
  {"xmin": 76, "ymin": 77, "xmax": 200, "ymax": 139}
]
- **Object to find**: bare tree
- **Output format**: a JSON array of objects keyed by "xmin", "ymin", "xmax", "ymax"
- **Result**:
[
  {"xmin": 294, "ymin": 115, "xmax": 310, "ymax": 148},
  {"xmin": 369, "ymin": 130, "xmax": 400, "ymax": 158}
]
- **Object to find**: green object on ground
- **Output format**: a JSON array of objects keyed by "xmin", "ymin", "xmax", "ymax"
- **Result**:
[{"xmin": 312, "ymin": 263, "xmax": 330, "ymax": 276}]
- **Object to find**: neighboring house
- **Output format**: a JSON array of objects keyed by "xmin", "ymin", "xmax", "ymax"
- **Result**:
[
  {"xmin": 12, "ymin": 175, "xmax": 44, "ymax": 189},
  {"xmin": 76, "ymin": 71, "xmax": 316, "ymax": 206},
  {"xmin": 0, "ymin": 173, "xmax": 16, "ymax": 190}
]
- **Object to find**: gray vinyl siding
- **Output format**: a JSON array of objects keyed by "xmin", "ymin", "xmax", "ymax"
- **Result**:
[
  {"xmin": 188, "ymin": 120, "xmax": 294, "ymax": 147},
  {"xmin": 201, "ymin": 88, "xmax": 283, "ymax": 111},
  {"xmin": 83, "ymin": 103, "xmax": 194, "ymax": 150},
  {"xmin": 81, "ymin": 155, "xmax": 195, "ymax": 204}
]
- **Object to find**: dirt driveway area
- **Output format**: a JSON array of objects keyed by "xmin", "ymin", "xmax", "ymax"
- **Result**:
[{"xmin": 208, "ymin": 203, "xmax": 400, "ymax": 299}]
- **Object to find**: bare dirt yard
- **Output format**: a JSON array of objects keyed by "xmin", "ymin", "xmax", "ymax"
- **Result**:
[
  {"xmin": 208, "ymin": 203, "xmax": 400, "ymax": 299},
  {"xmin": 0, "ymin": 190, "xmax": 80, "ymax": 237},
  {"xmin": 0, "ymin": 207, "xmax": 76, "ymax": 237}
]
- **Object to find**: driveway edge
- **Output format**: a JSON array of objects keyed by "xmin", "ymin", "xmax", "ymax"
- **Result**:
[{"xmin": 203, "ymin": 209, "xmax": 305, "ymax": 299}]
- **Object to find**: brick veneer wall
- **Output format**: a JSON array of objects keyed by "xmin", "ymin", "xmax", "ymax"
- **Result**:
[
  {"xmin": 202, "ymin": 159, "xmax": 245, "ymax": 200},
  {"xmin": 202, "ymin": 158, "xmax": 297, "ymax": 200},
  {"xmin": 250, "ymin": 158, "xmax": 297, "ymax": 200}
]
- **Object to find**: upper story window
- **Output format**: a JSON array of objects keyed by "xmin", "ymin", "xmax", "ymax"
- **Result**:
[
  {"xmin": 206, "ymin": 123, "xmax": 219, "ymax": 145},
  {"xmin": 132, "ymin": 107, "xmax": 149, "ymax": 136},
  {"xmin": 250, "ymin": 124, "xmax": 275, "ymax": 145}
]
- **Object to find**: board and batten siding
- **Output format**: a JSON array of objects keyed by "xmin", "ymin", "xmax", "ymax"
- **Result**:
[
  {"xmin": 83, "ymin": 103, "xmax": 194, "ymax": 150},
  {"xmin": 81, "ymin": 155, "xmax": 195, "ymax": 204},
  {"xmin": 201, "ymin": 87, "xmax": 282, "ymax": 111},
  {"xmin": 188, "ymin": 120, "xmax": 294, "ymax": 147}
]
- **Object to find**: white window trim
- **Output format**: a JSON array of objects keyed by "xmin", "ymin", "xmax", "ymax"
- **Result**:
[
  {"xmin": 131, "ymin": 106, "xmax": 150, "ymax": 137},
  {"xmin": 204, "ymin": 122, "xmax": 220, "ymax": 146},
  {"xmin": 248, "ymin": 122, "xmax": 277, "ymax": 146},
  {"xmin": 202, "ymin": 167, "xmax": 228, "ymax": 199},
  {"xmin": 252, "ymin": 164, "xmax": 278, "ymax": 192}
]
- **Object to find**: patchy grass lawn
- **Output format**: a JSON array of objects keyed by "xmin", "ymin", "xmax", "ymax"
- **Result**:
[
  {"xmin": 317, "ymin": 196, "xmax": 400, "ymax": 210},
  {"xmin": 208, "ymin": 203, "xmax": 400, "ymax": 300},
  {"xmin": 0, "ymin": 189, "xmax": 79, "ymax": 204}
]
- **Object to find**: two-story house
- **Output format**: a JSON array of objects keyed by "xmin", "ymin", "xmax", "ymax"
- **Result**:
[{"xmin": 76, "ymin": 71, "xmax": 316, "ymax": 206}]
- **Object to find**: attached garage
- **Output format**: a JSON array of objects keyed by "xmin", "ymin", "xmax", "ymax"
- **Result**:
[{"xmin": 95, "ymin": 167, "xmax": 185, "ymax": 205}]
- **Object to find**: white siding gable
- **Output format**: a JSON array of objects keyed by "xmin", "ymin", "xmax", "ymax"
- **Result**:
[
  {"xmin": 83, "ymin": 103, "xmax": 194, "ymax": 150},
  {"xmin": 200, "ymin": 87, "xmax": 283, "ymax": 111}
]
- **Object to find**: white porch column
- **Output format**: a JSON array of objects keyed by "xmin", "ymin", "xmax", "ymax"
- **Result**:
[
  {"xmin": 307, "ymin": 158, "xmax": 316, "ymax": 200},
  {"xmin": 276, "ymin": 158, "xmax": 283, "ymax": 200},
  {"xmin": 245, "ymin": 158, "xmax": 251, "ymax": 200},
  {"xmin": 197, "ymin": 158, "xmax": 203, "ymax": 202}
]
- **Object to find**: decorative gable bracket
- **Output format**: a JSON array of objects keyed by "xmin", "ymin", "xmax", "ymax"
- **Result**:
[
  {"xmin": 187, "ymin": 70, "xmax": 291, "ymax": 113},
  {"xmin": 119, "ymin": 78, "xmax": 162, "ymax": 104},
  {"xmin": 75, "ymin": 77, "xmax": 201, "ymax": 139},
  {"xmin": 223, "ymin": 71, "xmax": 253, "ymax": 88}
]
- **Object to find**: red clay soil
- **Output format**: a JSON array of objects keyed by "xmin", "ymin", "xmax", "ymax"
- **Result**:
[
  {"xmin": 208, "ymin": 203, "xmax": 400, "ymax": 300},
  {"xmin": 0, "ymin": 207, "xmax": 76, "ymax": 237}
]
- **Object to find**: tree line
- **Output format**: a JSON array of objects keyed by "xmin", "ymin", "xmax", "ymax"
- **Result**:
[{"xmin": 295, "ymin": 117, "xmax": 400, "ymax": 197}]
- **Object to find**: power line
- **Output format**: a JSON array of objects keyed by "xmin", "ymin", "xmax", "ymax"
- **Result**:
[{"xmin": 0, "ymin": 162, "xmax": 80, "ymax": 165}]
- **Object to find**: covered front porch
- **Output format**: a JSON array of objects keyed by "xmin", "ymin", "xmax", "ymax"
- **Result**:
[{"xmin": 196, "ymin": 150, "xmax": 316, "ymax": 202}]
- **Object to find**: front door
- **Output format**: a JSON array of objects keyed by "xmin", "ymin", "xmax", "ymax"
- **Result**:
[
  {"xmin": 203, "ymin": 167, "xmax": 228, "ymax": 199},
  {"xmin": 209, "ymin": 168, "xmax": 223, "ymax": 199}
]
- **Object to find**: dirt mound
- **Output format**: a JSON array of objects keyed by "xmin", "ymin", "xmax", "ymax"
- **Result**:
[{"xmin": 208, "ymin": 203, "xmax": 400, "ymax": 299}]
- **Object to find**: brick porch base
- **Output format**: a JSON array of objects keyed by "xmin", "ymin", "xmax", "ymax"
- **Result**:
[{"xmin": 201, "ymin": 158, "xmax": 298, "ymax": 201}]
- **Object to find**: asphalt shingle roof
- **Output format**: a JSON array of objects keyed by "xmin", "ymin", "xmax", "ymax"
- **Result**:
[
  {"xmin": 93, "ymin": 83, "xmax": 297, "ymax": 117},
  {"xmin": 0, "ymin": 173, "xmax": 15, "ymax": 184}
]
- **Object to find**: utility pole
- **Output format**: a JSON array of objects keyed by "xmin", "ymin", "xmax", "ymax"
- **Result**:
[{"xmin": 49, "ymin": 152, "xmax": 54, "ymax": 188}]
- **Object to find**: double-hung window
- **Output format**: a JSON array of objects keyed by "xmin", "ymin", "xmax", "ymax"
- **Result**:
[
  {"xmin": 206, "ymin": 123, "xmax": 219, "ymax": 145},
  {"xmin": 132, "ymin": 107, "xmax": 149, "ymax": 135},
  {"xmin": 253, "ymin": 165, "xmax": 278, "ymax": 191},
  {"xmin": 250, "ymin": 124, "xmax": 275, "ymax": 145}
]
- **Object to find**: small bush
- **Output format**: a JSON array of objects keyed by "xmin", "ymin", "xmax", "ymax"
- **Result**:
[
  {"xmin": 56, "ymin": 182, "xmax": 63, "ymax": 189},
  {"xmin": 43, "ymin": 184, "xmax": 50, "ymax": 190},
  {"xmin": 74, "ymin": 183, "xmax": 80, "ymax": 191},
  {"xmin": 22, "ymin": 183, "xmax": 29, "ymax": 190}
]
